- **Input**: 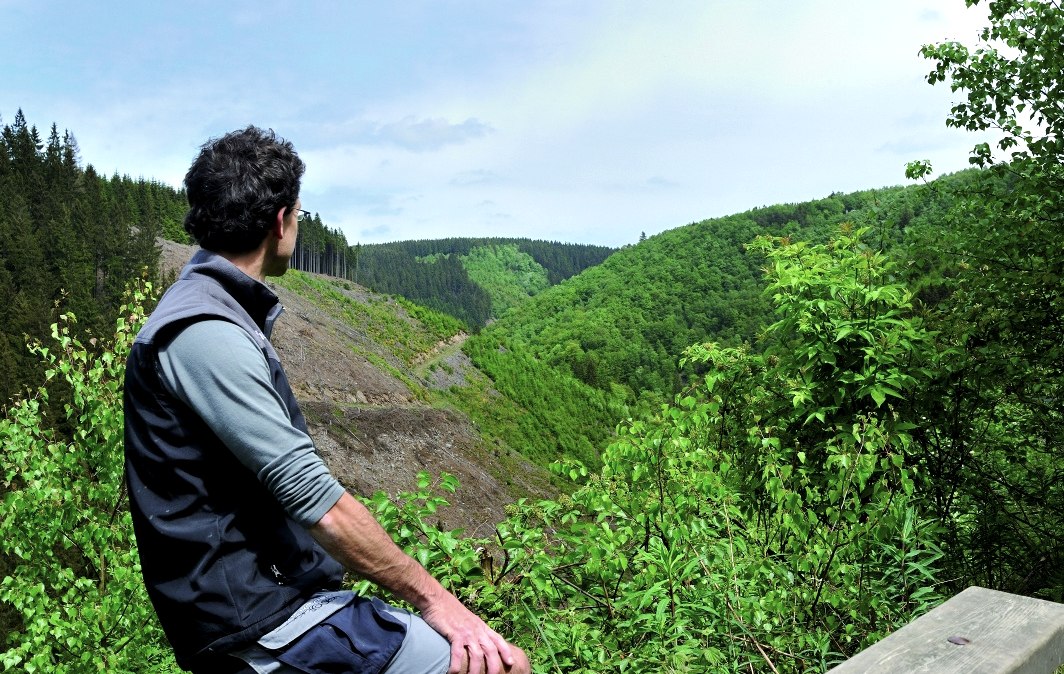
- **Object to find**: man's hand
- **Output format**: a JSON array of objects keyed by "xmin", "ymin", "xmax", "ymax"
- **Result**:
[
  {"xmin": 309, "ymin": 493, "xmax": 530, "ymax": 674},
  {"xmin": 419, "ymin": 592, "xmax": 530, "ymax": 674}
]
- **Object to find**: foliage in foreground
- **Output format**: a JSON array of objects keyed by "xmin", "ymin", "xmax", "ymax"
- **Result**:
[
  {"xmin": 366, "ymin": 230, "xmax": 945, "ymax": 673},
  {"xmin": 0, "ymin": 280, "xmax": 177, "ymax": 672},
  {"xmin": 905, "ymin": 0, "xmax": 1064, "ymax": 597}
]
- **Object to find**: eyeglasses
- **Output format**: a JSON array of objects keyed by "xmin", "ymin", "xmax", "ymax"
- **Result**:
[{"xmin": 296, "ymin": 209, "xmax": 311, "ymax": 222}]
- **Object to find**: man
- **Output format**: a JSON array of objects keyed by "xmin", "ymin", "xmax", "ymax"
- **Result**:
[{"xmin": 124, "ymin": 126, "xmax": 530, "ymax": 674}]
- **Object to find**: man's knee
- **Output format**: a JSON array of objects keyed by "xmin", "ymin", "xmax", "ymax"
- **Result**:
[{"xmin": 379, "ymin": 607, "xmax": 450, "ymax": 674}]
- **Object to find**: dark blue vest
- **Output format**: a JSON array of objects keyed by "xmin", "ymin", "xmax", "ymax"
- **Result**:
[{"xmin": 124, "ymin": 250, "xmax": 345, "ymax": 670}]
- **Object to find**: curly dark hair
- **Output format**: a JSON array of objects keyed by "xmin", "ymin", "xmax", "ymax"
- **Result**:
[{"xmin": 183, "ymin": 126, "xmax": 305, "ymax": 253}]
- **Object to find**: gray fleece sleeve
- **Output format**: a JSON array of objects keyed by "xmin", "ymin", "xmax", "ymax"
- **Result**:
[{"xmin": 157, "ymin": 319, "xmax": 346, "ymax": 527}]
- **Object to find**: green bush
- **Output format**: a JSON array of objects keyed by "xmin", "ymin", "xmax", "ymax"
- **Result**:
[{"xmin": 0, "ymin": 280, "xmax": 177, "ymax": 673}]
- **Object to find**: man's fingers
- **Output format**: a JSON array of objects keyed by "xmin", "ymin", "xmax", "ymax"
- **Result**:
[
  {"xmin": 480, "ymin": 638, "xmax": 506, "ymax": 674},
  {"xmin": 505, "ymin": 646, "xmax": 531, "ymax": 674},
  {"xmin": 448, "ymin": 640, "xmax": 465, "ymax": 674},
  {"xmin": 446, "ymin": 634, "xmax": 508, "ymax": 674},
  {"xmin": 466, "ymin": 642, "xmax": 487, "ymax": 674},
  {"xmin": 486, "ymin": 630, "xmax": 514, "ymax": 666}
]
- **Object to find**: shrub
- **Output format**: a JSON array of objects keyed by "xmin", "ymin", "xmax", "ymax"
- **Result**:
[{"xmin": 0, "ymin": 280, "xmax": 177, "ymax": 673}]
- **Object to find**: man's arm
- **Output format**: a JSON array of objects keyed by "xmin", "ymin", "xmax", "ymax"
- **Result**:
[
  {"xmin": 158, "ymin": 320, "xmax": 345, "ymax": 526},
  {"xmin": 309, "ymin": 492, "xmax": 529, "ymax": 674}
]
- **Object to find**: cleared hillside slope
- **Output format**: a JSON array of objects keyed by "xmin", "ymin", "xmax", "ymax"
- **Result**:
[{"xmin": 161, "ymin": 241, "xmax": 555, "ymax": 534}]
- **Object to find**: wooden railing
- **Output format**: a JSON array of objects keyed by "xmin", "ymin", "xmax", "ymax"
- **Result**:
[{"xmin": 828, "ymin": 587, "xmax": 1064, "ymax": 673}]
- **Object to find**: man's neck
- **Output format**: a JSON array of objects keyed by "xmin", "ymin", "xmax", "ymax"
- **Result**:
[{"xmin": 216, "ymin": 243, "xmax": 273, "ymax": 283}]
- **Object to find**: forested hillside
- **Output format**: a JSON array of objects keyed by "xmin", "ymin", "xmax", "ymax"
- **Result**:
[
  {"xmin": 471, "ymin": 179, "xmax": 959, "ymax": 404},
  {"xmin": 352, "ymin": 238, "xmax": 614, "ymax": 328},
  {"xmin": 430, "ymin": 243, "xmax": 550, "ymax": 318},
  {"xmin": 0, "ymin": 109, "xmax": 186, "ymax": 404}
]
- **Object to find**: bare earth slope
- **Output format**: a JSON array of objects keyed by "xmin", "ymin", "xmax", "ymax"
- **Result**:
[{"xmin": 160, "ymin": 240, "xmax": 553, "ymax": 533}]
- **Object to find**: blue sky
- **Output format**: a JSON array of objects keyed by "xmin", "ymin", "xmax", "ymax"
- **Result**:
[{"xmin": 3, "ymin": 1, "xmax": 991, "ymax": 248}]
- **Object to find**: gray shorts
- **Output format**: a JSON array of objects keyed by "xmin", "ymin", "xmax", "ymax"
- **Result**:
[{"xmin": 232, "ymin": 591, "xmax": 449, "ymax": 674}]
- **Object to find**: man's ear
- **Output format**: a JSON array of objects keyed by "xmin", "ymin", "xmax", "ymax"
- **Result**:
[{"xmin": 273, "ymin": 206, "xmax": 289, "ymax": 240}]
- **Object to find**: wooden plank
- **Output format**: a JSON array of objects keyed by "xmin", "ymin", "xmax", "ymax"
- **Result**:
[{"xmin": 828, "ymin": 587, "xmax": 1064, "ymax": 673}]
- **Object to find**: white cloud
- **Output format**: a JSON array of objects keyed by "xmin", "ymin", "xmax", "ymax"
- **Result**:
[
  {"xmin": 305, "ymin": 116, "xmax": 492, "ymax": 153},
  {"xmin": 451, "ymin": 170, "xmax": 501, "ymax": 187},
  {"xmin": 376, "ymin": 117, "xmax": 492, "ymax": 152}
]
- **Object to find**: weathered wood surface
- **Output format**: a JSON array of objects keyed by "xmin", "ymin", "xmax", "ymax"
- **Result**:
[{"xmin": 828, "ymin": 586, "xmax": 1064, "ymax": 673}]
